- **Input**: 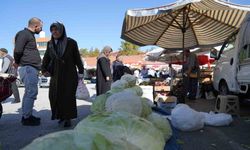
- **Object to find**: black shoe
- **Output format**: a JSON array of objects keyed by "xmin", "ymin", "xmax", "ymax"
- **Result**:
[
  {"xmin": 30, "ymin": 115, "xmax": 41, "ymax": 121},
  {"xmin": 12, "ymin": 100, "xmax": 20, "ymax": 104},
  {"xmin": 21, "ymin": 116, "xmax": 40, "ymax": 126},
  {"xmin": 64, "ymin": 120, "xmax": 71, "ymax": 127}
]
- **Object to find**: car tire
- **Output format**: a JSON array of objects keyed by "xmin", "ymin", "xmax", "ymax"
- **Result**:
[{"xmin": 219, "ymin": 81, "xmax": 229, "ymax": 95}]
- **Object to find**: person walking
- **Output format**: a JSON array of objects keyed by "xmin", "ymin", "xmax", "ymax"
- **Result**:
[
  {"xmin": 0, "ymin": 48, "xmax": 20, "ymax": 103},
  {"xmin": 96, "ymin": 46, "xmax": 112, "ymax": 96},
  {"xmin": 14, "ymin": 17, "xmax": 43, "ymax": 126},
  {"xmin": 41, "ymin": 22, "xmax": 84, "ymax": 127}
]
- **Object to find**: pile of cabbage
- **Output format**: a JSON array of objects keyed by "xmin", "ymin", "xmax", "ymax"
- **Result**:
[{"xmin": 23, "ymin": 74, "xmax": 172, "ymax": 150}]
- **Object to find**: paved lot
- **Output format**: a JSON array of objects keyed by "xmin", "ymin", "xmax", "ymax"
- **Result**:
[
  {"xmin": 0, "ymin": 84, "xmax": 95, "ymax": 150},
  {"xmin": 0, "ymin": 84, "xmax": 250, "ymax": 150},
  {"xmin": 180, "ymin": 99, "xmax": 250, "ymax": 150}
]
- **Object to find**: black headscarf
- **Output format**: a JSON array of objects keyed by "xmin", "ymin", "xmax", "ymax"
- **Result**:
[{"xmin": 49, "ymin": 22, "xmax": 68, "ymax": 57}]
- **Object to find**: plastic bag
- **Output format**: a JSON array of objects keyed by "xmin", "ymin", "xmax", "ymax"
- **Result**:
[
  {"xmin": 201, "ymin": 111, "xmax": 233, "ymax": 126},
  {"xmin": 171, "ymin": 104, "xmax": 204, "ymax": 131},
  {"xmin": 76, "ymin": 79, "xmax": 90, "ymax": 101}
]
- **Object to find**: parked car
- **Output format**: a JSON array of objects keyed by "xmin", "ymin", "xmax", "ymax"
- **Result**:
[
  {"xmin": 211, "ymin": 13, "xmax": 250, "ymax": 99},
  {"xmin": 16, "ymin": 75, "xmax": 50, "ymax": 88},
  {"xmin": 39, "ymin": 76, "xmax": 50, "ymax": 88},
  {"xmin": 84, "ymin": 68, "xmax": 96, "ymax": 83}
]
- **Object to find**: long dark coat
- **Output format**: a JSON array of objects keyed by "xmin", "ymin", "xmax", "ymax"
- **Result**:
[
  {"xmin": 112, "ymin": 60, "xmax": 123, "ymax": 82},
  {"xmin": 42, "ymin": 38, "xmax": 84, "ymax": 120},
  {"xmin": 96, "ymin": 57, "xmax": 111, "ymax": 96}
]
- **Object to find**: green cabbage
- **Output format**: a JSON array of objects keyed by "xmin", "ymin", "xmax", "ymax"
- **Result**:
[
  {"xmin": 146, "ymin": 112, "xmax": 172, "ymax": 141},
  {"xmin": 111, "ymin": 80, "xmax": 129, "ymax": 91},
  {"xmin": 105, "ymin": 91, "xmax": 142, "ymax": 116},
  {"xmin": 75, "ymin": 112, "xmax": 165, "ymax": 150},
  {"xmin": 23, "ymin": 129, "xmax": 139, "ymax": 150},
  {"xmin": 22, "ymin": 130, "xmax": 80, "ymax": 150},
  {"xmin": 91, "ymin": 93, "xmax": 111, "ymax": 113},
  {"xmin": 124, "ymin": 85, "xmax": 143, "ymax": 96},
  {"xmin": 140, "ymin": 97, "xmax": 152, "ymax": 118},
  {"xmin": 120, "ymin": 74, "xmax": 137, "ymax": 87}
]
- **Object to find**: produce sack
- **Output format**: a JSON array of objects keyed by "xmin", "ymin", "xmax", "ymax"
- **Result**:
[{"xmin": 171, "ymin": 104, "xmax": 204, "ymax": 131}]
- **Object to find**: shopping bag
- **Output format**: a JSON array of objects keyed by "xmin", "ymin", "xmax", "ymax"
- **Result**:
[{"xmin": 76, "ymin": 79, "xmax": 90, "ymax": 101}]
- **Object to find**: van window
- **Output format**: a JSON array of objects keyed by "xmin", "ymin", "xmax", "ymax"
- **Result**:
[
  {"xmin": 223, "ymin": 35, "xmax": 236, "ymax": 52},
  {"xmin": 239, "ymin": 44, "xmax": 250, "ymax": 64}
]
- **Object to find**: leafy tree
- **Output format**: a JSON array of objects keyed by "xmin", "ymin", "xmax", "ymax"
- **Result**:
[
  {"xmin": 79, "ymin": 47, "xmax": 100, "ymax": 57},
  {"xmin": 79, "ymin": 48, "xmax": 88, "ymax": 56},
  {"xmin": 89, "ymin": 48, "xmax": 100, "ymax": 57},
  {"xmin": 119, "ymin": 40, "xmax": 142, "ymax": 55}
]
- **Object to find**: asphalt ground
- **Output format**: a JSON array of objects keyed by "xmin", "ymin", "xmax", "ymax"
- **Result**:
[{"xmin": 178, "ymin": 99, "xmax": 250, "ymax": 150}]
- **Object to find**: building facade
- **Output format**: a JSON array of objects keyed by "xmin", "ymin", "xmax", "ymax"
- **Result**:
[{"xmin": 36, "ymin": 31, "xmax": 50, "ymax": 59}]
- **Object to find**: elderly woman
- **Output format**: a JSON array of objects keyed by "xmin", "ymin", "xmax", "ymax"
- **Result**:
[
  {"xmin": 41, "ymin": 22, "xmax": 84, "ymax": 127},
  {"xmin": 96, "ymin": 46, "xmax": 112, "ymax": 96}
]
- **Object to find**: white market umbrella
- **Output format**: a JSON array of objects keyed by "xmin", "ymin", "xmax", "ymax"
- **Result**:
[
  {"xmin": 121, "ymin": 0, "xmax": 250, "ymax": 70},
  {"xmin": 121, "ymin": 0, "xmax": 250, "ymax": 50}
]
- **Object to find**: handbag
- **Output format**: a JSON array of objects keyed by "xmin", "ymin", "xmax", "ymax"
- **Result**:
[{"xmin": 76, "ymin": 79, "xmax": 90, "ymax": 101}]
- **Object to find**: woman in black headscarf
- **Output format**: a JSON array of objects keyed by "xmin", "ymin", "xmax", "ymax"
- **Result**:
[
  {"xmin": 96, "ymin": 46, "xmax": 112, "ymax": 96},
  {"xmin": 42, "ymin": 22, "xmax": 84, "ymax": 127}
]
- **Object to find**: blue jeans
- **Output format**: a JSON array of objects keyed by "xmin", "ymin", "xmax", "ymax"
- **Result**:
[{"xmin": 19, "ymin": 66, "xmax": 39, "ymax": 118}]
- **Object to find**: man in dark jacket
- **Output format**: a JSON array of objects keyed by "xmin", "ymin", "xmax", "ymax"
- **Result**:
[
  {"xmin": 96, "ymin": 46, "xmax": 112, "ymax": 96},
  {"xmin": 112, "ymin": 53, "xmax": 124, "ymax": 82},
  {"xmin": 14, "ymin": 17, "xmax": 43, "ymax": 126}
]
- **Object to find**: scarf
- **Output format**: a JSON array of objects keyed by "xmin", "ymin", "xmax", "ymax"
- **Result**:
[{"xmin": 50, "ymin": 22, "xmax": 68, "ymax": 57}]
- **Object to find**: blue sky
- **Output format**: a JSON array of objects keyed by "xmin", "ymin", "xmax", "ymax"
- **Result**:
[{"xmin": 0, "ymin": 0, "xmax": 249, "ymax": 55}]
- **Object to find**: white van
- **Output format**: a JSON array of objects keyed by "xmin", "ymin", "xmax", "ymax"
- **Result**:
[{"xmin": 211, "ymin": 13, "xmax": 250, "ymax": 99}]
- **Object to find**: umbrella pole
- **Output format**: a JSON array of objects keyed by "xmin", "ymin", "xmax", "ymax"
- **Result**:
[
  {"xmin": 182, "ymin": 6, "xmax": 187, "ymax": 78},
  {"xmin": 182, "ymin": 6, "xmax": 187, "ymax": 103},
  {"xmin": 182, "ymin": 29, "xmax": 185, "ymax": 77}
]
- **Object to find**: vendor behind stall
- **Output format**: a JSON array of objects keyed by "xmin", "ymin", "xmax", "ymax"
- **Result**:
[{"xmin": 183, "ymin": 49, "xmax": 200, "ymax": 100}]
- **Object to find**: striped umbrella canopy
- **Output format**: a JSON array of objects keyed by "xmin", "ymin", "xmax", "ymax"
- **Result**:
[
  {"xmin": 145, "ymin": 47, "xmax": 212, "ymax": 63},
  {"xmin": 121, "ymin": 0, "xmax": 250, "ymax": 51}
]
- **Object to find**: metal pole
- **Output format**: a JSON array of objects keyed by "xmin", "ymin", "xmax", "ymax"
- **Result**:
[
  {"xmin": 182, "ymin": 29, "xmax": 185, "ymax": 76},
  {"xmin": 182, "ymin": 7, "xmax": 186, "ymax": 77}
]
